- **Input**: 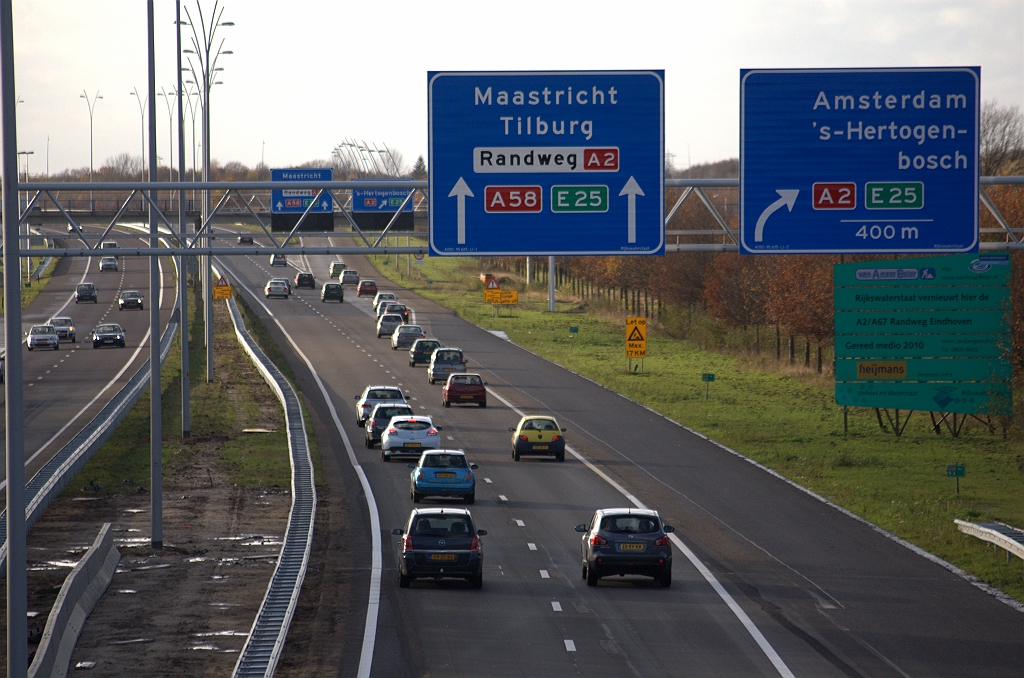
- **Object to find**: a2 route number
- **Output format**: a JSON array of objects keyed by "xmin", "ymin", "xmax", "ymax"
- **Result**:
[{"xmin": 484, "ymin": 186, "xmax": 542, "ymax": 213}]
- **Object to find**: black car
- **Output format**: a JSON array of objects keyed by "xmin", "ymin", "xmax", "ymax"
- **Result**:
[
  {"xmin": 75, "ymin": 283, "xmax": 97, "ymax": 304},
  {"xmin": 576, "ymin": 508, "xmax": 674, "ymax": 588},
  {"xmin": 92, "ymin": 323, "xmax": 126, "ymax": 348},
  {"xmin": 237, "ymin": 235, "xmax": 254, "ymax": 244},
  {"xmin": 392, "ymin": 508, "xmax": 486, "ymax": 588},
  {"xmin": 409, "ymin": 338, "xmax": 441, "ymax": 367},
  {"xmin": 320, "ymin": 282, "xmax": 344, "ymax": 303},
  {"xmin": 382, "ymin": 302, "xmax": 411, "ymax": 323},
  {"xmin": 118, "ymin": 291, "xmax": 144, "ymax": 310},
  {"xmin": 295, "ymin": 272, "xmax": 316, "ymax": 289},
  {"xmin": 364, "ymin": 402, "xmax": 415, "ymax": 448}
]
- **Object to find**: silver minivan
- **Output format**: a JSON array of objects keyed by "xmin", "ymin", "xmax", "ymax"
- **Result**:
[{"xmin": 427, "ymin": 347, "xmax": 467, "ymax": 385}]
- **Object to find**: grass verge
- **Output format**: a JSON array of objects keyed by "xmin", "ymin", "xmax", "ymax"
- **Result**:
[{"xmin": 364, "ymin": 243, "xmax": 1024, "ymax": 604}]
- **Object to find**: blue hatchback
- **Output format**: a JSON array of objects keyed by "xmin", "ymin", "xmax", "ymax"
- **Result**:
[{"xmin": 409, "ymin": 450, "xmax": 477, "ymax": 504}]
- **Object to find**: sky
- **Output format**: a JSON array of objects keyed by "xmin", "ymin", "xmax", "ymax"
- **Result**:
[{"xmin": 9, "ymin": 0, "xmax": 1023, "ymax": 177}]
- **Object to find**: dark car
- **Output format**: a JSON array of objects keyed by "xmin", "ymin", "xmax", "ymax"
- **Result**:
[
  {"xmin": 409, "ymin": 338, "xmax": 441, "ymax": 367},
  {"xmin": 381, "ymin": 302, "xmax": 411, "ymax": 323},
  {"xmin": 75, "ymin": 283, "xmax": 97, "ymax": 304},
  {"xmin": 575, "ymin": 508, "xmax": 674, "ymax": 588},
  {"xmin": 392, "ymin": 507, "xmax": 486, "ymax": 588},
  {"xmin": 92, "ymin": 323, "xmax": 126, "ymax": 348},
  {"xmin": 365, "ymin": 401, "xmax": 415, "ymax": 449},
  {"xmin": 443, "ymin": 373, "xmax": 487, "ymax": 408},
  {"xmin": 356, "ymin": 279, "xmax": 378, "ymax": 297},
  {"xmin": 321, "ymin": 282, "xmax": 344, "ymax": 303},
  {"xmin": 237, "ymin": 234, "xmax": 254, "ymax": 244},
  {"xmin": 118, "ymin": 290, "xmax": 144, "ymax": 310},
  {"xmin": 295, "ymin": 272, "xmax": 315, "ymax": 289}
]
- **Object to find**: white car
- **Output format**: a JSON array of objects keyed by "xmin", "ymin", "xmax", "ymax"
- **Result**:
[
  {"xmin": 99, "ymin": 256, "xmax": 118, "ymax": 271},
  {"xmin": 376, "ymin": 313, "xmax": 403, "ymax": 338},
  {"xmin": 270, "ymin": 277, "xmax": 291, "ymax": 293},
  {"xmin": 27, "ymin": 324, "xmax": 59, "ymax": 351},
  {"xmin": 354, "ymin": 385, "xmax": 407, "ymax": 427},
  {"xmin": 270, "ymin": 253, "xmax": 288, "ymax": 267},
  {"xmin": 372, "ymin": 292, "xmax": 397, "ymax": 313},
  {"xmin": 264, "ymin": 281, "xmax": 289, "ymax": 298},
  {"xmin": 381, "ymin": 415, "xmax": 442, "ymax": 461},
  {"xmin": 391, "ymin": 324, "xmax": 425, "ymax": 350},
  {"xmin": 340, "ymin": 269, "xmax": 360, "ymax": 285}
]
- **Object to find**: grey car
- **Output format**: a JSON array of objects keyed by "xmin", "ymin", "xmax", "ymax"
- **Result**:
[
  {"xmin": 575, "ymin": 508, "xmax": 674, "ymax": 588},
  {"xmin": 48, "ymin": 316, "xmax": 77, "ymax": 343},
  {"xmin": 392, "ymin": 508, "xmax": 486, "ymax": 589},
  {"xmin": 376, "ymin": 313, "xmax": 403, "ymax": 338},
  {"xmin": 27, "ymin": 325, "xmax": 59, "ymax": 351},
  {"xmin": 354, "ymin": 385, "xmax": 407, "ymax": 427}
]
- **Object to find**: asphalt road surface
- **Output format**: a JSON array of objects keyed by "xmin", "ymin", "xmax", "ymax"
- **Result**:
[
  {"xmin": 216, "ymin": 239, "xmax": 1024, "ymax": 678},
  {"xmin": 0, "ymin": 226, "xmax": 176, "ymax": 505}
]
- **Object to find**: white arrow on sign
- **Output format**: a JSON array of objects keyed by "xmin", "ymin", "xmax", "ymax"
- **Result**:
[
  {"xmin": 448, "ymin": 177, "xmax": 474, "ymax": 245},
  {"xmin": 618, "ymin": 176, "xmax": 644, "ymax": 244},
  {"xmin": 276, "ymin": 201, "xmax": 283, "ymax": 211},
  {"xmin": 321, "ymin": 199, "xmax": 329, "ymax": 210},
  {"xmin": 754, "ymin": 190, "xmax": 799, "ymax": 242}
]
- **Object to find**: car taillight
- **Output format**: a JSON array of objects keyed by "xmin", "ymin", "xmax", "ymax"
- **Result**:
[
  {"xmin": 470, "ymin": 536, "xmax": 481, "ymax": 552},
  {"xmin": 388, "ymin": 428, "xmax": 397, "ymax": 434},
  {"xmin": 552, "ymin": 435, "xmax": 561, "ymax": 442},
  {"xmin": 362, "ymin": 404, "xmax": 372, "ymax": 412},
  {"xmin": 427, "ymin": 429, "xmax": 438, "ymax": 435},
  {"xmin": 590, "ymin": 534, "xmax": 607, "ymax": 546},
  {"xmin": 654, "ymin": 536, "xmax": 670, "ymax": 547},
  {"xmin": 519, "ymin": 435, "xmax": 528, "ymax": 441},
  {"xmin": 464, "ymin": 471, "xmax": 472, "ymax": 481},
  {"xmin": 402, "ymin": 534, "xmax": 414, "ymax": 551},
  {"xmin": 416, "ymin": 471, "xmax": 424, "ymax": 480}
]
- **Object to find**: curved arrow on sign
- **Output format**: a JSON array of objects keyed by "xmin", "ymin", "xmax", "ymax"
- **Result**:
[{"xmin": 754, "ymin": 189, "xmax": 799, "ymax": 242}]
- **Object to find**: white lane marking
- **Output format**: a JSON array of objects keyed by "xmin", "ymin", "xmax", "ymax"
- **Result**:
[
  {"xmin": 446, "ymin": 436, "xmax": 454, "ymax": 441},
  {"xmin": 484, "ymin": 478, "xmax": 493, "ymax": 484},
  {"xmin": 499, "ymin": 495, "xmax": 508, "ymax": 502},
  {"xmin": 551, "ymin": 601, "xmax": 562, "ymax": 611},
  {"xmin": 515, "ymin": 520, "xmax": 525, "ymax": 527},
  {"xmin": 540, "ymin": 570, "xmax": 550, "ymax": 579},
  {"xmin": 528, "ymin": 543, "xmax": 537, "ymax": 551},
  {"xmin": 214, "ymin": 259, "xmax": 382, "ymax": 678},
  {"xmin": 484, "ymin": 385, "xmax": 796, "ymax": 678},
  {"xmin": 564, "ymin": 640, "xmax": 576, "ymax": 652}
]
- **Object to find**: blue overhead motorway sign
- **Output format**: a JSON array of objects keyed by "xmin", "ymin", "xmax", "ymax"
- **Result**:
[
  {"xmin": 271, "ymin": 168, "xmax": 334, "ymax": 214},
  {"xmin": 352, "ymin": 186, "xmax": 415, "ymax": 213},
  {"xmin": 428, "ymin": 70, "xmax": 664, "ymax": 256},
  {"xmin": 740, "ymin": 68, "xmax": 979, "ymax": 254}
]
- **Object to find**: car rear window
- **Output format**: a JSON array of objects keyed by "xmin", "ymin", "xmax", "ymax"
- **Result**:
[
  {"xmin": 421, "ymin": 454, "xmax": 467, "ymax": 469},
  {"xmin": 375, "ymin": 407, "xmax": 412, "ymax": 420},
  {"xmin": 78, "ymin": 284, "xmax": 94, "ymax": 292},
  {"xmin": 411, "ymin": 516, "xmax": 472, "ymax": 537},
  {"xmin": 398, "ymin": 326, "xmax": 421, "ymax": 334},
  {"xmin": 522, "ymin": 419, "xmax": 557, "ymax": 431},
  {"xmin": 381, "ymin": 314, "xmax": 402, "ymax": 323},
  {"xmin": 368, "ymin": 389, "xmax": 403, "ymax": 400},
  {"xmin": 415, "ymin": 341, "xmax": 439, "ymax": 351},
  {"xmin": 394, "ymin": 420, "xmax": 431, "ymax": 431},
  {"xmin": 450, "ymin": 375, "xmax": 482, "ymax": 386},
  {"xmin": 435, "ymin": 350, "xmax": 463, "ymax": 364},
  {"xmin": 600, "ymin": 515, "xmax": 660, "ymax": 533}
]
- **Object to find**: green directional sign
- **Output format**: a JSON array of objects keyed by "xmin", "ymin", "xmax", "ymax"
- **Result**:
[
  {"xmin": 865, "ymin": 182, "xmax": 924, "ymax": 210},
  {"xmin": 550, "ymin": 185, "xmax": 609, "ymax": 213},
  {"xmin": 834, "ymin": 253, "xmax": 1012, "ymax": 416}
]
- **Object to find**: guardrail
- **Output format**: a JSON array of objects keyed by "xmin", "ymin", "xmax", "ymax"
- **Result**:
[
  {"xmin": 226, "ymin": 298, "xmax": 316, "ymax": 678},
  {"xmin": 27, "ymin": 523, "xmax": 120, "ymax": 678},
  {"xmin": 955, "ymin": 519, "xmax": 1024, "ymax": 562}
]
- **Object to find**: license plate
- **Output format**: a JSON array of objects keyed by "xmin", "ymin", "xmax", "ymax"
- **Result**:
[
  {"xmin": 619, "ymin": 543, "xmax": 645, "ymax": 551},
  {"xmin": 533, "ymin": 444, "xmax": 548, "ymax": 450},
  {"xmin": 430, "ymin": 553, "xmax": 456, "ymax": 561},
  {"xmin": 405, "ymin": 442, "xmax": 421, "ymax": 448},
  {"xmin": 103, "ymin": 339, "xmax": 114, "ymax": 343},
  {"xmin": 435, "ymin": 472, "xmax": 456, "ymax": 479},
  {"xmin": 461, "ymin": 395, "xmax": 474, "ymax": 399}
]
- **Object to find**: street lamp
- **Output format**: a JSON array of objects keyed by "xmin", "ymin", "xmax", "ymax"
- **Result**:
[
  {"xmin": 182, "ymin": 0, "xmax": 233, "ymax": 382},
  {"xmin": 130, "ymin": 88, "xmax": 146, "ymax": 180},
  {"xmin": 16, "ymin": 151, "xmax": 33, "ymax": 287},
  {"xmin": 80, "ymin": 89, "xmax": 102, "ymax": 211},
  {"xmin": 157, "ymin": 86, "xmax": 177, "ymax": 181}
]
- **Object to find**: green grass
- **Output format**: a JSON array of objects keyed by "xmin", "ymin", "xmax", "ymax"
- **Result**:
[
  {"xmin": 65, "ymin": 284, "xmax": 293, "ymax": 495},
  {"xmin": 365, "ymin": 242, "xmax": 1024, "ymax": 603}
]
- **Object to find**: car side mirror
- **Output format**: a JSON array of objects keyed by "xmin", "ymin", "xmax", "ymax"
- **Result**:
[
  {"xmin": 561, "ymin": 428, "xmax": 567, "ymax": 432},
  {"xmin": 508, "ymin": 428, "xmax": 515, "ymax": 432},
  {"xmin": 476, "ymin": 529, "xmax": 487, "ymax": 536},
  {"xmin": 664, "ymin": 525, "xmax": 675, "ymax": 533},
  {"xmin": 470, "ymin": 463, "xmax": 478, "ymax": 470},
  {"xmin": 354, "ymin": 395, "xmax": 360, "ymax": 400},
  {"xmin": 483, "ymin": 382, "xmax": 488, "ymax": 385},
  {"xmin": 574, "ymin": 524, "xmax": 588, "ymax": 533},
  {"xmin": 407, "ymin": 463, "xmax": 416, "ymax": 468},
  {"xmin": 436, "ymin": 426, "xmax": 443, "ymax": 431},
  {"xmin": 391, "ymin": 528, "xmax": 404, "ymax": 535}
]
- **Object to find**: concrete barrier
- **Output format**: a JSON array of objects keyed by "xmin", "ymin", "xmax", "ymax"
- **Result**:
[{"xmin": 28, "ymin": 523, "xmax": 120, "ymax": 678}]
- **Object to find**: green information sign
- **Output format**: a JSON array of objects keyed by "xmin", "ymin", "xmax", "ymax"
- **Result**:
[
  {"xmin": 865, "ymin": 182, "xmax": 924, "ymax": 210},
  {"xmin": 834, "ymin": 254, "xmax": 1011, "ymax": 416},
  {"xmin": 946, "ymin": 463, "xmax": 966, "ymax": 477},
  {"xmin": 550, "ymin": 185, "xmax": 609, "ymax": 213}
]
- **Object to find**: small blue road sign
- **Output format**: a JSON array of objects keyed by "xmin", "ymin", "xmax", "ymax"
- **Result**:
[
  {"xmin": 271, "ymin": 168, "xmax": 334, "ymax": 214},
  {"xmin": 740, "ymin": 68, "xmax": 979, "ymax": 254},
  {"xmin": 352, "ymin": 186, "xmax": 415, "ymax": 213},
  {"xmin": 428, "ymin": 70, "xmax": 665, "ymax": 256}
]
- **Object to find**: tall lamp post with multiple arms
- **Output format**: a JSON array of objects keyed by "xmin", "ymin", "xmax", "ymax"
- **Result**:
[
  {"xmin": 130, "ymin": 88, "xmax": 146, "ymax": 181},
  {"xmin": 79, "ymin": 90, "xmax": 101, "ymax": 211},
  {"xmin": 157, "ymin": 85, "xmax": 178, "ymax": 210},
  {"xmin": 182, "ymin": 0, "xmax": 233, "ymax": 382}
]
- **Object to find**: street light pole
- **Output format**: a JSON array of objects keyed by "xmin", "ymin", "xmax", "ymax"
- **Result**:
[
  {"xmin": 79, "ymin": 89, "xmax": 102, "ymax": 211},
  {"xmin": 16, "ymin": 150, "xmax": 32, "ymax": 287},
  {"xmin": 130, "ymin": 88, "xmax": 146, "ymax": 180},
  {"xmin": 183, "ymin": 0, "xmax": 233, "ymax": 383},
  {"xmin": 176, "ymin": 0, "xmax": 190, "ymax": 439}
]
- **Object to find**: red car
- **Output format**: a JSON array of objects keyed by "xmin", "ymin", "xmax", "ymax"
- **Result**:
[
  {"xmin": 442, "ymin": 373, "xmax": 487, "ymax": 408},
  {"xmin": 357, "ymin": 280, "xmax": 378, "ymax": 297}
]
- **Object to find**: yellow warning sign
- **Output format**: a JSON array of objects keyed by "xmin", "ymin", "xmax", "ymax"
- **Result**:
[
  {"xmin": 486, "ymin": 278, "xmax": 500, "ymax": 290},
  {"xmin": 485, "ymin": 289, "xmax": 518, "ymax": 304},
  {"xmin": 626, "ymin": 317, "xmax": 647, "ymax": 358},
  {"xmin": 213, "ymin": 276, "xmax": 232, "ymax": 300},
  {"xmin": 484, "ymin": 289, "xmax": 501, "ymax": 303}
]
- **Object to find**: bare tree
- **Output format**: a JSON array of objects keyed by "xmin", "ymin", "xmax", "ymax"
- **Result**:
[{"xmin": 981, "ymin": 100, "xmax": 1024, "ymax": 175}]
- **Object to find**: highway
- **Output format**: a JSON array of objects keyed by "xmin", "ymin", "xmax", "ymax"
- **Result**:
[
  {"xmin": 0, "ymin": 226, "xmax": 177, "ymax": 503},
  {"xmin": 215, "ymin": 240, "xmax": 1024, "ymax": 678}
]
